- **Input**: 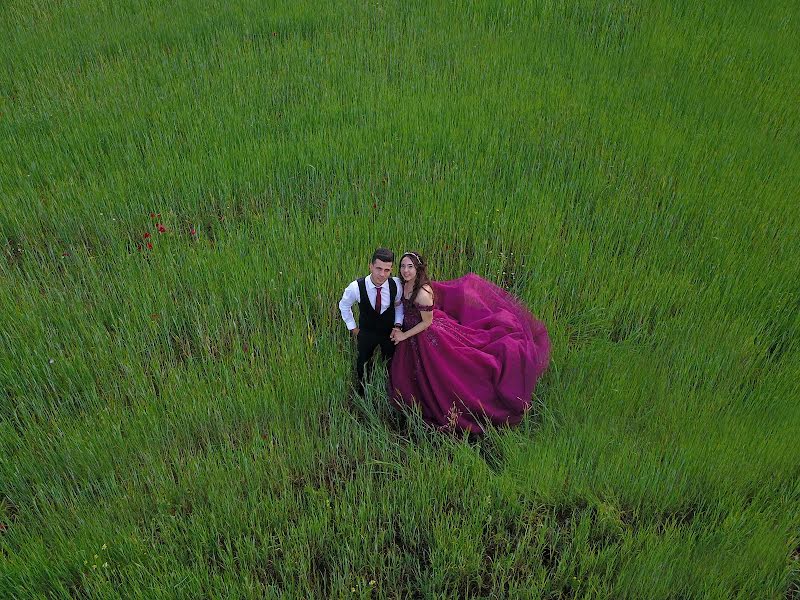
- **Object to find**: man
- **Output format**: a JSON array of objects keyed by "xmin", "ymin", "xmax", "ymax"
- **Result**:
[{"xmin": 339, "ymin": 247, "xmax": 404, "ymax": 394}]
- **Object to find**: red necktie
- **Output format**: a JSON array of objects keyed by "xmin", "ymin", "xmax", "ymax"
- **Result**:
[{"xmin": 374, "ymin": 286, "xmax": 382, "ymax": 313}]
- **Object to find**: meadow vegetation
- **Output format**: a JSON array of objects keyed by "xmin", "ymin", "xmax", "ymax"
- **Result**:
[{"xmin": 1, "ymin": 1, "xmax": 799, "ymax": 597}]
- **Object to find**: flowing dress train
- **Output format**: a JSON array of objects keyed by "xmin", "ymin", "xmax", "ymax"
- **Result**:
[{"xmin": 390, "ymin": 273, "xmax": 551, "ymax": 434}]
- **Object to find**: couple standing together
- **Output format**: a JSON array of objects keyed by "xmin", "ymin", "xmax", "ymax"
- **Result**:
[{"xmin": 339, "ymin": 248, "xmax": 551, "ymax": 434}]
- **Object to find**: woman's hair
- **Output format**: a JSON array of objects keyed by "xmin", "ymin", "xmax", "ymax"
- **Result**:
[{"xmin": 400, "ymin": 252, "xmax": 433, "ymax": 304}]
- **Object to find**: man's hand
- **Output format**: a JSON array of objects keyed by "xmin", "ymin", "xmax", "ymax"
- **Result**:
[
  {"xmin": 390, "ymin": 329, "xmax": 407, "ymax": 344},
  {"xmin": 351, "ymin": 327, "xmax": 360, "ymax": 338}
]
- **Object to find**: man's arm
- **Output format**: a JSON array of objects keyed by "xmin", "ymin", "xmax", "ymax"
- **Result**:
[
  {"xmin": 338, "ymin": 281, "xmax": 359, "ymax": 334},
  {"xmin": 393, "ymin": 277, "xmax": 404, "ymax": 328}
]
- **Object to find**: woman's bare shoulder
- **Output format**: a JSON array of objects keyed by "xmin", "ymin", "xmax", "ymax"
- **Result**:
[{"xmin": 416, "ymin": 286, "xmax": 434, "ymax": 306}]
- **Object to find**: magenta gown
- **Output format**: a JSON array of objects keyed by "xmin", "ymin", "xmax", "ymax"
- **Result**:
[{"xmin": 390, "ymin": 273, "xmax": 551, "ymax": 434}]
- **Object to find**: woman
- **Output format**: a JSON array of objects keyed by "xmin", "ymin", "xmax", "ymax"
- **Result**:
[{"xmin": 389, "ymin": 252, "xmax": 551, "ymax": 434}]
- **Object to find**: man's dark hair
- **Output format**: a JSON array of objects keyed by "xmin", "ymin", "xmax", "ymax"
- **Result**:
[{"xmin": 371, "ymin": 248, "xmax": 394, "ymax": 264}]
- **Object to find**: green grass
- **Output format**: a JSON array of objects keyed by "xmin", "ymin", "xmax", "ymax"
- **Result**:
[{"xmin": 1, "ymin": 0, "xmax": 799, "ymax": 597}]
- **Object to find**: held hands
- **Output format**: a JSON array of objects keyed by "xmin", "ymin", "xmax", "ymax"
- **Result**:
[
  {"xmin": 390, "ymin": 328, "xmax": 407, "ymax": 344},
  {"xmin": 351, "ymin": 326, "xmax": 406, "ymax": 343}
]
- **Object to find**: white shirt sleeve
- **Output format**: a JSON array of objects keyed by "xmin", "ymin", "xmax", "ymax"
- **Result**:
[
  {"xmin": 393, "ymin": 277, "xmax": 404, "ymax": 326},
  {"xmin": 338, "ymin": 281, "xmax": 359, "ymax": 330}
]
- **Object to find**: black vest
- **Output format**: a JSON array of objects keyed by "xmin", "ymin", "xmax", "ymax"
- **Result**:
[{"xmin": 357, "ymin": 277, "xmax": 397, "ymax": 335}]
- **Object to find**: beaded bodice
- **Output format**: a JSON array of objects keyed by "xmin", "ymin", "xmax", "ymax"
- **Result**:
[{"xmin": 402, "ymin": 295, "xmax": 434, "ymax": 329}]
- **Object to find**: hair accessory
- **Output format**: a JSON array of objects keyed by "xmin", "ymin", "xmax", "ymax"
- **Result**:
[{"xmin": 403, "ymin": 252, "xmax": 422, "ymax": 264}]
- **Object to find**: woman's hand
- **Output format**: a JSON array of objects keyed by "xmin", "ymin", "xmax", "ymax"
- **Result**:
[{"xmin": 390, "ymin": 329, "xmax": 407, "ymax": 344}]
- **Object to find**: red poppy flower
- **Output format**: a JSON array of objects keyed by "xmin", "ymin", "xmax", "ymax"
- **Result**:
[
  {"xmin": 143, "ymin": 232, "xmax": 151, "ymax": 239},
  {"xmin": 190, "ymin": 228, "xmax": 196, "ymax": 236},
  {"xmin": 372, "ymin": 202, "xmax": 377, "ymax": 209},
  {"xmin": 62, "ymin": 251, "xmax": 70, "ymax": 257},
  {"xmin": 150, "ymin": 212, "xmax": 156, "ymax": 218},
  {"xmin": 146, "ymin": 242, "xmax": 153, "ymax": 250},
  {"xmin": 156, "ymin": 224, "xmax": 166, "ymax": 233}
]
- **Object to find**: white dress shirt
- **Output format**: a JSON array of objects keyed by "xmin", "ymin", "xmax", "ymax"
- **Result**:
[{"xmin": 339, "ymin": 275, "xmax": 404, "ymax": 331}]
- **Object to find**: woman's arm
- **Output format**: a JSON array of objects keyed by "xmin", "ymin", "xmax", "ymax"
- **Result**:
[{"xmin": 391, "ymin": 287, "xmax": 433, "ymax": 344}]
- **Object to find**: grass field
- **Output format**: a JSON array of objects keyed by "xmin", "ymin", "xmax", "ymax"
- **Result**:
[{"xmin": 2, "ymin": 1, "xmax": 799, "ymax": 597}]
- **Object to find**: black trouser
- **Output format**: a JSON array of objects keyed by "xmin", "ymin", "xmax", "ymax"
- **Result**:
[{"xmin": 356, "ymin": 328, "xmax": 395, "ymax": 393}]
